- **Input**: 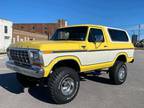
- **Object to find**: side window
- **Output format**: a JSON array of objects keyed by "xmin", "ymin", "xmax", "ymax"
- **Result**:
[
  {"xmin": 88, "ymin": 28, "xmax": 104, "ymax": 42},
  {"xmin": 108, "ymin": 29, "xmax": 129, "ymax": 42}
]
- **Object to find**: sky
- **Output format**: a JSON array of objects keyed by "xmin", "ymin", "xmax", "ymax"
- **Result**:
[{"xmin": 0, "ymin": 0, "xmax": 144, "ymax": 36}]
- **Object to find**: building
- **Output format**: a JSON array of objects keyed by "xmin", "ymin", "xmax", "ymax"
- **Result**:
[
  {"xmin": 0, "ymin": 19, "xmax": 13, "ymax": 52},
  {"xmin": 13, "ymin": 19, "xmax": 67, "ymax": 39},
  {"xmin": 12, "ymin": 29, "xmax": 48, "ymax": 43},
  {"xmin": 0, "ymin": 19, "xmax": 67, "ymax": 52}
]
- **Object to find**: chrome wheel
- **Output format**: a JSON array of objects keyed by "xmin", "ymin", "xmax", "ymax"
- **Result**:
[
  {"xmin": 60, "ymin": 77, "xmax": 75, "ymax": 96},
  {"xmin": 118, "ymin": 66, "xmax": 126, "ymax": 81}
]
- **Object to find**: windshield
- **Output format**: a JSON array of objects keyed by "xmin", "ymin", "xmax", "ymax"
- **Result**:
[{"xmin": 51, "ymin": 27, "xmax": 88, "ymax": 41}]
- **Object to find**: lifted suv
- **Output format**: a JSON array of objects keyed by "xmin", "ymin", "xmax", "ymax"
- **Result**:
[{"xmin": 6, "ymin": 25, "xmax": 134, "ymax": 104}]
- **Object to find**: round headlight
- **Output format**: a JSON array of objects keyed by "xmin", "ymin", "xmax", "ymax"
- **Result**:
[
  {"xmin": 30, "ymin": 50, "xmax": 39, "ymax": 60},
  {"xmin": 33, "ymin": 52, "xmax": 39, "ymax": 60}
]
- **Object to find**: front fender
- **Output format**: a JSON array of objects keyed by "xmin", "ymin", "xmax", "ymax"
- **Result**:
[{"xmin": 43, "ymin": 56, "xmax": 81, "ymax": 77}]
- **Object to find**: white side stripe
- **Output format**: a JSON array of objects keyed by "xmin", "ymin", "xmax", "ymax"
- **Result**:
[{"xmin": 42, "ymin": 49, "xmax": 134, "ymax": 66}]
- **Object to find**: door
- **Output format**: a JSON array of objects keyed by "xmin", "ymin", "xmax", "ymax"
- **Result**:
[{"xmin": 85, "ymin": 27, "xmax": 109, "ymax": 65}]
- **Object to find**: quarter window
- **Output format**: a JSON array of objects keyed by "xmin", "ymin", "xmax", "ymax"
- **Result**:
[{"xmin": 108, "ymin": 29, "xmax": 129, "ymax": 42}]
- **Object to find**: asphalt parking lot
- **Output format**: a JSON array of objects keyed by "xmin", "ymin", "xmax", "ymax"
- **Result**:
[{"xmin": 0, "ymin": 50, "xmax": 144, "ymax": 108}]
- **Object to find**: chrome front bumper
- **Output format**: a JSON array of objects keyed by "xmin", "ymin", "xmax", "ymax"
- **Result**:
[{"xmin": 6, "ymin": 61, "xmax": 44, "ymax": 78}]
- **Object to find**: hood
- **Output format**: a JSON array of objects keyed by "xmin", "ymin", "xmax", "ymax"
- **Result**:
[{"xmin": 9, "ymin": 40, "xmax": 86, "ymax": 51}]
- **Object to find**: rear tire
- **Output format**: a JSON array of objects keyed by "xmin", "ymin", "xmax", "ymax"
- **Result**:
[
  {"xmin": 109, "ymin": 61, "xmax": 127, "ymax": 85},
  {"xmin": 48, "ymin": 67, "xmax": 80, "ymax": 104}
]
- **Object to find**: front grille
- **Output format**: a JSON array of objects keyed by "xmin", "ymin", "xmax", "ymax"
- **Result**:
[{"xmin": 9, "ymin": 49, "xmax": 31, "ymax": 67}]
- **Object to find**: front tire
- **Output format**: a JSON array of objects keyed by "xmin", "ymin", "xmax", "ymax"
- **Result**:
[
  {"xmin": 48, "ymin": 67, "xmax": 80, "ymax": 104},
  {"xmin": 109, "ymin": 61, "xmax": 127, "ymax": 85}
]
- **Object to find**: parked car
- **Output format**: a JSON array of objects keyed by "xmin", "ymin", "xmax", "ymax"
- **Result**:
[{"xmin": 135, "ymin": 39, "xmax": 144, "ymax": 47}]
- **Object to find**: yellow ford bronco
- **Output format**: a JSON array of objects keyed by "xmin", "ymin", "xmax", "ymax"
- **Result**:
[{"xmin": 6, "ymin": 24, "xmax": 134, "ymax": 104}]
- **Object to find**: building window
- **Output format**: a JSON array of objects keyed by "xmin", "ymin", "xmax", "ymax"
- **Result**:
[
  {"xmin": 45, "ymin": 31, "xmax": 48, "ymax": 34},
  {"xmin": 30, "ymin": 38, "xmax": 33, "ymax": 41},
  {"xmin": 44, "ymin": 27, "xmax": 48, "ymax": 30},
  {"xmin": 4, "ymin": 36, "xmax": 10, "ymax": 39},
  {"xmin": 32, "ymin": 26, "xmax": 36, "ymax": 30},
  {"xmin": 4, "ymin": 26, "xmax": 8, "ymax": 33},
  {"xmin": 21, "ymin": 26, "xmax": 24, "ymax": 29}
]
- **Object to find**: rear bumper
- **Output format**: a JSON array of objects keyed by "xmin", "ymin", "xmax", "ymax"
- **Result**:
[
  {"xmin": 6, "ymin": 61, "xmax": 44, "ymax": 78},
  {"xmin": 127, "ymin": 57, "xmax": 134, "ymax": 63},
  {"xmin": 130, "ymin": 58, "xmax": 134, "ymax": 63}
]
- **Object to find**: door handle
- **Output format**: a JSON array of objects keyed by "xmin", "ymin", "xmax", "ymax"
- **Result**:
[
  {"xmin": 81, "ymin": 45, "xmax": 86, "ymax": 49},
  {"xmin": 104, "ymin": 45, "xmax": 108, "ymax": 48}
]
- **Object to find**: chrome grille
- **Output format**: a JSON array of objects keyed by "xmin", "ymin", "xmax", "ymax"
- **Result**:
[{"xmin": 9, "ymin": 49, "xmax": 31, "ymax": 67}]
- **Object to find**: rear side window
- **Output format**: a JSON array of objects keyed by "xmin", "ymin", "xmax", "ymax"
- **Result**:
[{"xmin": 108, "ymin": 29, "xmax": 129, "ymax": 42}]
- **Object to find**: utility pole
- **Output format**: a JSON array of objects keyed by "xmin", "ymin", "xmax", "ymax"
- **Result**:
[{"xmin": 138, "ymin": 24, "xmax": 141, "ymax": 41}]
